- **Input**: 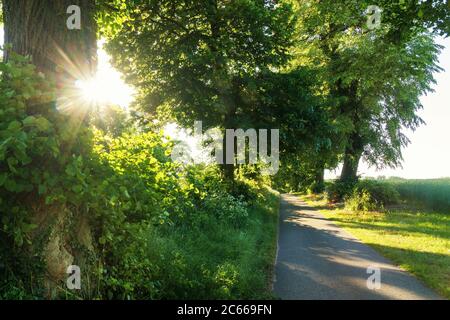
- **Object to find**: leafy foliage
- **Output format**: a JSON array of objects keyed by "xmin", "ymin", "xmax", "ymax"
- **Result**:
[
  {"xmin": 104, "ymin": 0, "xmax": 296, "ymax": 127},
  {"xmin": 293, "ymin": 0, "xmax": 443, "ymax": 182},
  {"xmin": 326, "ymin": 180, "xmax": 357, "ymax": 204},
  {"xmin": 327, "ymin": 178, "xmax": 400, "ymax": 210},
  {"xmin": 344, "ymin": 180, "xmax": 400, "ymax": 212},
  {"xmin": 0, "ymin": 52, "xmax": 91, "ymax": 247},
  {"xmin": 0, "ymin": 52, "xmax": 279, "ymax": 299}
]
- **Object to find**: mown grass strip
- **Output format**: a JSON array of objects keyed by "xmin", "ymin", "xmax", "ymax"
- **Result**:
[{"xmin": 301, "ymin": 194, "xmax": 450, "ymax": 299}]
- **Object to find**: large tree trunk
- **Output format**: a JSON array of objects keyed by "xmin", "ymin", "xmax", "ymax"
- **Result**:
[
  {"xmin": 3, "ymin": 0, "xmax": 97, "ymax": 79},
  {"xmin": 208, "ymin": 7, "xmax": 237, "ymax": 183},
  {"xmin": 335, "ymin": 78, "xmax": 364, "ymax": 184},
  {"xmin": 340, "ymin": 150, "xmax": 361, "ymax": 183},
  {"xmin": 2, "ymin": 0, "xmax": 98, "ymax": 297},
  {"xmin": 222, "ymin": 119, "xmax": 236, "ymax": 183},
  {"xmin": 339, "ymin": 133, "xmax": 364, "ymax": 183},
  {"xmin": 311, "ymin": 162, "xmax": 325, "ymax": 193}
]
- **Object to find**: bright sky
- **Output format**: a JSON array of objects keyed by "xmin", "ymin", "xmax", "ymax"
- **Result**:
[{"xmin": 1, "ymin": 28, "xmax": 449, "ymax": 179}]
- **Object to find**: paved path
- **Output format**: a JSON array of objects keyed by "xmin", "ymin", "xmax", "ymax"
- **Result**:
[{"xmin": 273, "ymin": 194, "xmax": 442, "ymax": 300}]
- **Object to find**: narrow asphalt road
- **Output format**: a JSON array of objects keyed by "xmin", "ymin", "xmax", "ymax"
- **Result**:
[{"xmin": 273, "ymin": 194, "xmax": 442, "ymax": 300}]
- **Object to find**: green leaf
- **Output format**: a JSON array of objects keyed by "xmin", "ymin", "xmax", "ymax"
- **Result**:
[
  {"xmin": 4, "ymin": 179, "xmax": 17, "ymax": 192},
  {"xmin": 38, "ymin": 184, "xmax": 47, "ymax": 195},
  {"xmin": 22, "ymin": 116, "xmax": 36, "ymax": 127},
  {"xmin": 418, "ymin": 9, "xmax": 424, "ymax": 19},
  {"xmin": 7, "ymin": 120, "xmax": 22, "ymax": 132},
  {"xmin": 35, "ymin": 117, "xmax": 51, "ymax": 132},
  {"xmin": 72, "ymin": 184, "xmax": 83, "ymax": 194},
  {"xmin": 0, "ymin": 173, "xmax": 7, "ymax": 187},
  {"xmin": 21, "ymin": 223, "xmax": 38, "ymax": 233},
  {"xmin": 7, "ymin": 157, "xmax": 19, "ymax": 174},
  {"xmin": 65, "ymin": 165, "xmax": 76, "ymax": 177},
  {"xmin": 14, "ymin": 232, "xmax": 24, "ymax": 247}
]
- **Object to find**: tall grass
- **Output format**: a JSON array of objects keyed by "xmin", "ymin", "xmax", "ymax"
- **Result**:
[
  {"xmin": 384, "ymin": 178, "xmax": 450, "ymax": 212},
  {"xmin": 155, "ymin": 185, "xmax": 280, "ymax": 299}
]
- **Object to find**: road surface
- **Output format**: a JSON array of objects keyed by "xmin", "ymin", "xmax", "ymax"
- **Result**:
[{"xmin": 273, "ymin": 194, "xmax": 442, "ymax": 300}]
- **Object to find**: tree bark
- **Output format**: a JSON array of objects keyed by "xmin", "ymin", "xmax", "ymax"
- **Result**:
[
  {"xmin": 340, "ymin": 150, "xmax": 361, "ymax": 182},
  {"xmin": 312, "ymin": 162, "xmax": 325, "ymax": 193},
  {"xmin": 207, "ymin": 5, "xmax": 237, "ymax": 183},
  {"xmin": 334, "ymin": 78, "xmax": 364, "ymax": 184},
  {"xmin": 222, "ymin": 115, "xmax": 236, "ymax": 183},
  {"xmin": 3, "ymin": 0, "xmax": 97, "ymax": 81},
  {"xmin": 2, "ymin": 0, "xmax": 98, "ymax": 297},
  {"xmin": 339, "ymin": 133, "xmax": 364, "ymax": 183}
]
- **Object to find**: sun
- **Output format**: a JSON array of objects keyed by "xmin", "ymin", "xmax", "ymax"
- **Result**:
[
  {"xmin": 75, "ymin": 78, "xmax": 109, "ymax": 104},
  {"xmin": 74, "ymin": 41, "xmax": 135, "ymax": 109}
]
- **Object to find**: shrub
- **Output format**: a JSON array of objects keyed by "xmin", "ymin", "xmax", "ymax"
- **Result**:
[
  {"xmin": 0, "ymin": 52, "xmax": 278, "ymax": 300},
  {"xmin": 203, "ymin": 193, "xmax": 249, "ymax": 228},
  {"xmin": 228, "ymin": 179, "xmax": 258, "ymax": 204},
  {"xmin": 326, "ymin": 180, "xmax": 356, "ymax": 203},
  {"xmin": 344, "ymin": 180, "xmax": 400, "ymax": 212},
  {"xmin": 345, "ymin": 189, "xmax": 379, "ymax": 212}
]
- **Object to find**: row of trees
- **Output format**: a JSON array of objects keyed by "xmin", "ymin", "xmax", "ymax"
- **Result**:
[
  {"xmin": 3, "ymin": 1, "xmax": 447, "ymax": 186},
  {"xmin": 0, "ymin": 0, "xmax": 448, "ymax": 295},
  {"xmin": 289, "ymin": 0, "xmax": 447, "ymax": 188},
  {"xmin": 99, "ymin": 0, "xmax": 448, "ymax": 188}
]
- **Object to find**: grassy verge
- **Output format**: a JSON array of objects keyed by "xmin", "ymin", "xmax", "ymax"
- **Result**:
[
  {"xmin": 301, "ymin": 194, "xmax": 450, "ymax": 299},
  {"xmin": 153, "ymin": 185, "xmax": 281, "ymax": 299},
  {"xmin": 0, "ymin": 182, "xmax": 280, "ymax": 300}
]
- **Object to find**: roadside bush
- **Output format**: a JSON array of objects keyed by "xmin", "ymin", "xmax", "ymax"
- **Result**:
[
  {"xmin": 228, "ymin": 179, "xmax": 258, "ymax": 203},
  {"xmin": 0, "ymin": 53, "xmax": 278, "ymax": 300},
  {"xmin": 344, "ymin": 180, "xmax": 400, "ymax": 212},
  {"xmin": 326, "ymin": 180, "xmax": 356, "ymax": 203},
  {"xmin": 345, "ymin": 189, "xmax": 379, "ymax": 212},
  {"xmin": 203, "ymin": 193, "xmax": 249, "ymax": 228}
]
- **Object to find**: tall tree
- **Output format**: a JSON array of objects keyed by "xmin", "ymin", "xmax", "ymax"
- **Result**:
[
  {"xmin": 294, "ymin": 0, "xmax": 443, "ymax": 182},
  {"xmin": 254, "ymin": 67, "xmax": 338, "ymax": 192},
  {"xmin": 104, "ymin": 0, "xmax": 296, "ymax": 181}
]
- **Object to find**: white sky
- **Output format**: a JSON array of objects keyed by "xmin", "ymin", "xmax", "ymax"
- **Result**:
[{"xmin": 1, "ymin": 28, "xmax": 449, "ymax": 179}]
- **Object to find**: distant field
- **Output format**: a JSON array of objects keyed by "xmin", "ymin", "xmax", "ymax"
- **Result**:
[{"xmin": 382, "ymin": 178, "xmax": 450, "ymax": 213}]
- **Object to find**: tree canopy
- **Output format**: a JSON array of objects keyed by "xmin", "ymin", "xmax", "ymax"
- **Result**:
[{"xmin": 291, "ymin": 0, "xmax": 443, "ymax": 182}]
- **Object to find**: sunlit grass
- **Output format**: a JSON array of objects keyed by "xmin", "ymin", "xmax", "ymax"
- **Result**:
[
  {"xmin": 155, "ymin": 185, "xmax": 280, "ymax": 299},
  {"xmin": 301, "ymin": 194, "xmax": 450, "ymax": 299}
]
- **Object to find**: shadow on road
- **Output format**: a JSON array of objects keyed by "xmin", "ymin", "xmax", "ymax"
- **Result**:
[{"xmin": 273, "ymin": 194, "xmax": 443, "ymax": 300}]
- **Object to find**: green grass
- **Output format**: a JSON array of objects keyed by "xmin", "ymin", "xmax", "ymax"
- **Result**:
[
  {"xmin": 301, "ymin": 194, "xmax": 450, "ymax": 299},
  {"xmin": 154, "ymin": 185, "xmax": 281, "ymax": 299},
  {"xmin": 383, "ymin": 178, "xmax": 450, "ymax": 212}
]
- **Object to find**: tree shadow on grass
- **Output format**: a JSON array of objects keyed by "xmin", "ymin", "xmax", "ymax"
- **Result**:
[
  {"xmin": 274, "ymin": 196, "xmax": 447, "ymax": 300},
  {"xmin": 326, "ymin": 215, "xmax": 450, "ymax": 241},
  {"xmin": 363, "ymin": 243, "xmax": 450, "ymax": 299}
]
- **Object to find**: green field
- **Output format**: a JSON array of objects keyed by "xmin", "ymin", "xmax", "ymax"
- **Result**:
[{"xmin": 382, "ymin": 178, "xmax": 450, "ymax": 213}]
